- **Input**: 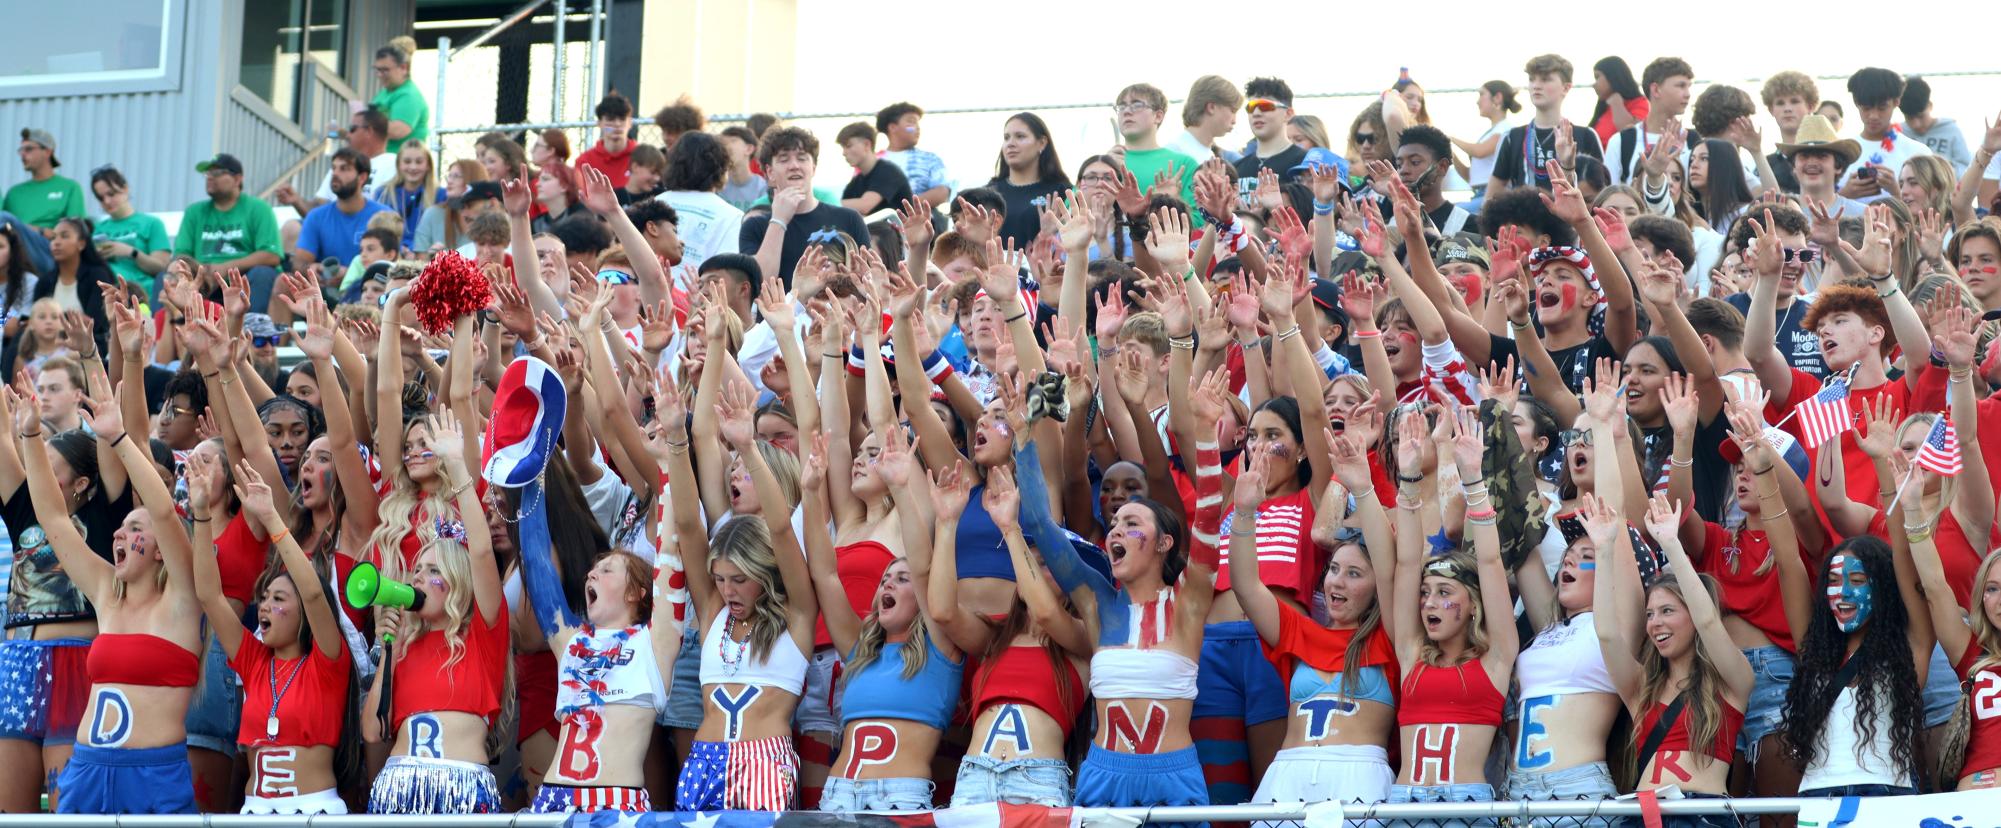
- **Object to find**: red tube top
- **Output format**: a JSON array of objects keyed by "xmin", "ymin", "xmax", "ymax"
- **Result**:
[
  {"xmin": 88, "ymin": 633, "xmax": 200, "ymax": 688},
  {"xmin": 1396, "ymin": 661, "xmax": 1504, "ymax": 728},
  {"xmin": 970, "ymin": 643, "xmax": 1087, "ymax": 738}
]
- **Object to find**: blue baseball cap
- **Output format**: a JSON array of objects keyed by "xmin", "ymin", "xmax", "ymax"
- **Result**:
[{"xmin": 1290, "ymin": 147, "xmax": 1350, "ymax": 182}]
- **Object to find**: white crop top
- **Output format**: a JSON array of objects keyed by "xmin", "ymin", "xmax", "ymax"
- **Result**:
[
  {"xmin": 698, "ymin": 609, "xmax": 809, "ymax": 695},
  {"xmin": 1800, "ymin": 685, "xmax": 1909, "ymax": 792},
  {"xmin": 555, "ymin": 624, "xmax": 669, "ymax": 719},
  {"xmin": 1517, "ymin": 612, "xmax": 1617, "ymax": 698},
  {"xmin": 1090, "ymin": 647, "xmax": 1199, "ymax": 700}
]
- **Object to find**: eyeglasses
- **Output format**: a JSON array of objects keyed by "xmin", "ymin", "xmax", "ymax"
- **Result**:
[
  {"xmin": 1561, "ymin": 428, "xmax": 1594, "ymax": 447},
  {"xmin": 1079, "ymin": 173, "xmax": 1118, "ymax": 184},
  {"xmin": 1782, "ymin": 245, "xmax": 1821, "ymax": 264},
  {"xmin": 251, "ymin": 334, "xmax": 283, "ymax": 348},
  {"xmin": 1354, "ymin": 132, "xmax": 1380, "ymax": 146},
  {"xmin": 1113, "ymin": 101, "xmax": 1155, "ymax": 115},
  {"xmin": 1245, "ymin": 98, "xmax": 1285, "ymax": 115}
]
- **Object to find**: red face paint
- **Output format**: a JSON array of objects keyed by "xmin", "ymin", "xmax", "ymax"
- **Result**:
[
  {"xmin": 1456, "ymin": 273, "xmax": 1484, "ymax": 303},
  {"xmin": 1559, "ymin": 283, "xmax": 1579, "ymax": 312}
]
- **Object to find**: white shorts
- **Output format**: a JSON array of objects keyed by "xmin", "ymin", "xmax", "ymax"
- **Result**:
[
  {"xmin": 1252, "ymin": 744, "xmax": 1393, "ymax": 806},
  {"xmin": 242, "ymin": 787, "xmax": 348, "ymax": 814}
]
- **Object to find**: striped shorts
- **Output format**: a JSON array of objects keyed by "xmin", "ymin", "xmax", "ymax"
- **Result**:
[
  {"xmin": 528, "ymin": 783, "xmax": 650, "ymax": 813},
  {"xmin": 676, "ymin": 735, "xmax": 798, "ymax": 811}
]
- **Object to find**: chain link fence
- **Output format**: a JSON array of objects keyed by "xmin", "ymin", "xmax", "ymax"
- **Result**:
[{"xmin": 430, "ymin": 69, "xmax": 2001, "ymax": 201}]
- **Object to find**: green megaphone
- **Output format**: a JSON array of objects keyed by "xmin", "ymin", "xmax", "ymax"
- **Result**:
[{"xmin": 345, "ymin": 562, "xmax": 427, "ymax": 612}]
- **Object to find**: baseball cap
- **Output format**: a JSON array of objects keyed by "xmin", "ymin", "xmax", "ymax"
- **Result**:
[
  {"xmin": 243, "ymin": 313, "xmax": 282, "ymax": 341},
  {"xmin": 1289, "ymin": 147, "xmax": 1350, "ymax": 182},
  {"xmin": 19, "ymin": 129, "xmax": 57, "ymax": 167},
  {"xmin": 195, "ymin": 154, "xmax": 244, "ymax": 176},
  {"xmin": 361, "ymin": 261, "xmax": 393, "ymax": 285},
  {"xmin": 456, "ymin": 181, "xmax": 502, "ymax": 207},
  {"xmin": 1432, "ymin": 234, "xmax": 1492, "ymax": 270}
]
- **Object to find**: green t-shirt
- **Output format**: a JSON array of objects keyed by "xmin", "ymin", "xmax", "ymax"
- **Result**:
[
  {"xmin": 2, "ymin": 175, "xmax": 87, "ymax": 228},
  {"xmin": 372, "ymin": 81, "xmax": 430, "ymax": 154},
  {"xmin": 173, "ymin": 196, "xmax": 283, "ymax": 265},
  {"xmin": 92, "ymin": 211, "xmax": 172, "ymax": 291},
  {"xmin": 1120, "ymin": 147, "xmax": 1202, "ymax": 226}
]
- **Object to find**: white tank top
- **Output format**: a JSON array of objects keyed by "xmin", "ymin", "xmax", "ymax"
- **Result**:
[
  {"xmin": 555, "ymin": 624, "xmax": 668, "ymax": 719},
  {"xmin": 698, "ymin": 609, "xmax": 808, "ymax": 695},
  {"xmin": 1800, "ymin": 685, "xmax": 1910, "ymax": 791},
  {"xmin": 1090, "ymin": 647, "xmax": 1198, "ymax": 700},
  {"xmin": 1517, "ymin": 612, "xmax": 1617, "ymax": 698}
]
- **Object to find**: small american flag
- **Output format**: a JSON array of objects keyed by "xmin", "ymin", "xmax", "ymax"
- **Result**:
[
  {"xmin": 1915, "ymin": 415, "xmax": 1962, "ymax": 476},
  {"xmin": 1796, "ymin": 376, "xmax": 1853, "ymax": 448}
]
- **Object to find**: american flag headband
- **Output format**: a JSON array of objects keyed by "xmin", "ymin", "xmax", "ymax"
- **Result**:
[{"xmin": 1527, "ymin": 246, "xmax": 1599, "ymax": 293}]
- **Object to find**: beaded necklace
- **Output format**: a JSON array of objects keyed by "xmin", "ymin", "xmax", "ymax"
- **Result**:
[{"xmin": 717, "ymin": 614, "xmax": 749, "ymax": 676}]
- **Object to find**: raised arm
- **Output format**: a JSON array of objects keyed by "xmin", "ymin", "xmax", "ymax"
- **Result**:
[
  {"xmin": 580, "ymin": 166, "xmax": 666, "ymax": 289},
  {"xmin": 1229, "ymin": 446, "xmax": 1281, "ymax": 643},
  {"xmin": 988, "ymin": 466, "xmax": 1094, "ymax": 656},
  {"xmin": 1449, "ymin": 405, "xmax": 1518, "ymax": 676},
  {"xmin": 431, "ymin": 409, "xmax": 501, "ymax": 625},
  {"xmin": 655, "ymin": 368, "xmax": 718, "ymax": 628},
  {"xmin": 374, "ymin": 290, "xmax": 412, "ymax": 484},
  {"xmin": 503, "ymin": 179, "xmax": 565, "ymax": 320},
  {"xmin": 1545, "ymin": 162, "xmax": 1638, "ymax": 353},
  {"xmin": 14, "ymin": 390, "xmax": 112, "ymax": 598},
  {"xmin": 1389, "ymin": 410, "xmax": 1431, "ymax": 665},
  {"xmin": 797, "ymin": 431, "xmax": 860, "ymax": 656},
  {"xmin": 185, "ymin": 458, "xmax": 243, "ymax": 658},
  {"xmin": 240, "ymin": 461, "xmax": 343, "ymax": 660},
  {"xmin": 1262, "ymin": 258, "xmax": 1334, "ymax": 501},
  {"xmin": 719, "ymin": 376, "xmax": 817, "ymax": 646},
  {"xmin": 1742, "ymin": 209, "xmax": 1797, "ymax": 401},
  {"xmin": 1653, "ymin": 493, "xmax": 1751, "ymax": 699},
  {"xmin": 913, "ymin": 455, "xmax": 994, "ymax": 654},
  {"xmin": 300, "ymin": 298, "xmax": 378, "ymax": 538},
  {"xmin": 1937, "ymin": 306, "xmax": 1995, "ymax": 543},
  {"xmin": 1585, "ymin": 493, "xmax": 1644, "ymax": 701},
  {"xmin": 1724, "ymin": 402, "xmax": 1813, "ymax": 647}
]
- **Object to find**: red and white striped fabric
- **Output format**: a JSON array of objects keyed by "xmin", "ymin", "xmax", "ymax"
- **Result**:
[
  {"xmin": 1915, "ymin": 415, "xmax": 1962, "ymax": 476},
  {"xmin": 722, "ymin": 735, "xmax": 799, "ymax": 811}
]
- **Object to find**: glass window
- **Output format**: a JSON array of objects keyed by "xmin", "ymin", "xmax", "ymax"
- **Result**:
[
  {"xmin": 0, "ymin": 0, "xmax": 170, "ymax": 88},
  {"xmin": 240, "ymin": 0, "xmax": 347, "ymax": 118}
]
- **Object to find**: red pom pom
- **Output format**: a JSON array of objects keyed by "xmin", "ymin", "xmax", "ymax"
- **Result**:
[{"xmin": 407, "ymin": 250, "xmax": 493, "ymax": 334}]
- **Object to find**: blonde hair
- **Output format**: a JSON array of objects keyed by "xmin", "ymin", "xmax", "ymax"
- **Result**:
[
  {"xmin": 842, "ymin": 564, "xmax": 934, "ymax": 686},
  {"xmin": 1903, "ymin": 156, "xmax": 1956, "ymax": 219},
  {"xmin": 363, "ymin": 420, "xmax": 457, "ymax": 589},
  {"xmin": 1182, "ymin": 75, "xmax": 1244, "ymax": 128},
  {"xmin": 710, "ymin": 517, "xmax": 789, "ymax": 662},
  {"xmin": 400, "ymin": 536, "xmax": 479, "ymax": 669},
  {"xmin": 390, "ymin": 143, "xmax": 440, "ymax": 205},
  {"xmin": 1966, "ymin": 550, "xmax": 2001, "ymax": 679},
  {"xmin": 1288, "ymin": 115, "xmax": 1330, "ymax": 151},
  {"xmin": 1417, "ymin": 551, "xmax": 1490, "ymax": 668}
]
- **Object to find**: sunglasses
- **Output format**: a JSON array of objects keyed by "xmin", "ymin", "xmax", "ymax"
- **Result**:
[
  {"xmin": 1782, "ymin": 245, "xmax": 1821, "ymax": 264},
  {"xmin": 1354, "ymin": 132, "xmax": 1380, "ymax": 146},
  {"xmin": 1245, "ymin": 98, "xmax": 1285, "ymax": 115},
  {"xmin": 1561, "ymin": 428, "xmax": 1594, "ymax": 448},
  {"xmin": 597, "ymin": 268, "xmax": 636, "ymax": 285},
  {"xmin": 160, "ymin": 405, "xmax": 196, "ymax": 422},
  {"xmin": 251, "ymin": 334, "xmax": 283, "ymax": 348}
]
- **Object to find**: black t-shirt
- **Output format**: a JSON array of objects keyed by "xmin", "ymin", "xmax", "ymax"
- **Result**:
[
  {"xmin": 738, "ymin": 202, "xmax": 872, "ymax": 290},
  {"xmin": 1484, "ymin": 330, "xmax": 1621, "ymax": 396},
  {"xmin": 1233, "ymin": 145, "xmax": 1308, "ymax": 196},
  {"xmin": 1726, "ymin": 293, "xmax": 1825, "ymax": 380},
  {"xmin": 1641, "ymin": 413, "xmax": 1735, "ymax": 524},
  {"xmin": 616, "ymin": 185, "xmax": 665, "ymax": 206},
  {"xmin": 4, "ymin": 477, "xmax": 132, "ymax": 628},
  {"xmin": 1492, "ymin": 124, "xmax": 1606, "ymax": 189},
  {"xmin": 842, "ymin": 161, "xmax": 912, "ymax": 216},
  {"xmin": 986, "ymin": 177, "xmax": 1072, "ymax": 247},
  {"xmin": 1766, "ymin": 151, "xmax": 1800, "ymax": 195}
]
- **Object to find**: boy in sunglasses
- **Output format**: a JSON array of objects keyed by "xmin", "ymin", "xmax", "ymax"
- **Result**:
[{"xmin": 1233, "ymin": 77, "xmax": 1306, "ymax": 191}]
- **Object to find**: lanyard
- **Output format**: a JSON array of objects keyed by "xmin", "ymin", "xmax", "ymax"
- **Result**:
[{"xmin": 266, "ymin": 653, "xmax": 307, "ymax": 739}]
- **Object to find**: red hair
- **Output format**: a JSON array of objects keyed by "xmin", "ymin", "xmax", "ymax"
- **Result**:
[{"xmin": 1800, "ymin": 282, "xmax": 1893, "ymax": 356}]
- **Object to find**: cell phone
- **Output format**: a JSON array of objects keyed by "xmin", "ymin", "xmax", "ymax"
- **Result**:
[{"xmin": 1856, "ymin": 166, "xmax": 1876, "ymax": 180}]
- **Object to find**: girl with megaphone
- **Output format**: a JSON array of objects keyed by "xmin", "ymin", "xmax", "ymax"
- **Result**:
[
  {"xmin": 188, "ymin": 457, "xmax": 353, "ymax": 814},
  {"xmin": 358, "ymin": 407, "xmax": 509, "ymax": 814}
]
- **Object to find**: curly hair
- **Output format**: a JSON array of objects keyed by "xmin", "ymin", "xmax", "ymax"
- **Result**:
[
  {"xmin": 1781, "ymin": 536, "xmax": 1926, "ymax": 788},
  {"xmin": 1799, "ymin": 283, "xmax": 1894, "ymax": 357}
]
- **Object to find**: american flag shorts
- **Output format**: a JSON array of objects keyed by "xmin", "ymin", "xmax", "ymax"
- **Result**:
[
  {"xmin": 528, "ymin": 782, "xmax": 650, "ymax": 813},
  {"xmin": 676, "ymin": 735, "xmax": 798, "ymax": 811}
]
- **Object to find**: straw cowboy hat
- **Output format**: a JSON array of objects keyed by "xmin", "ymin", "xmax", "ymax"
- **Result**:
[{"xmin": 1776, "ymin": 115, "xmax": 1861, "ymax": 169}]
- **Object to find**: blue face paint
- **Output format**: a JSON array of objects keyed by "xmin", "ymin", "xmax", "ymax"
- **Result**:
[
  {"xmin": 1827, "ymin": 554, "xmax": 1874, "ymax": 633},
  {"xmin": 1577, "ymin": 561, "xmax": 1596, "ymax": 571}
]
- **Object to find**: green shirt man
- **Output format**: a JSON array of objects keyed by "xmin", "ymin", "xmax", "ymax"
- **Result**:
[
  {"xmin": 2, "ymin": 175, "xmax": 86, "ymax": 229},
  {"xmin": 174, "ymin": 196, "xmax": 283, "ymax": 266}
]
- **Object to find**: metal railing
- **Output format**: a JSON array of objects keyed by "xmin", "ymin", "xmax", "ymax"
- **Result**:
[{"xmin": 0, "ymin": 799, "xmax": 1810, "ymax": 827}]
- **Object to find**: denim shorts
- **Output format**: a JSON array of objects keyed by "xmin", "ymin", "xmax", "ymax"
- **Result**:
[
  {"xmin": 1504, "ymin": 762, "xmax": 1615, "ymax": 827},
  {"xmin": 793, "ymin": 646, "xmax": 843, "ymax": 736},
  {"xmin": 1798, "ymin": 783, "xmax": 1917, "ymax": 797},
  {"xmin": 660, "ymin": 624, "xmax": 702, "ymax": 729},
  {"xmin": 1737, "ymin": 645, "xmax": 1795, "ymax": 758},
  {"xmin": 1923, "ymin": 642, "xmax": 1961, "ymax": 728},
  {"xmin": 951, "ymin": 755, "xmax": 1072, "ymax": 807},
  {"xmin": 1384, "ymin": 782, "xmax": 1498, "ymax": 828},
  {"xmin": 184, "ymin": 635, "xmax": 241, "ymax": 757},
  {"xmin": 819, "ymin": 775, "xmax": 935, "ymax": 811}
]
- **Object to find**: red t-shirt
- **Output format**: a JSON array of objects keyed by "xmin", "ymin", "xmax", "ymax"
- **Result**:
[
  {"xmin": 575, "ymin": 142, "xmax": 634, "ymax": 190},
  {"xmin": 1957, "ymin": 640, "xmax": 2001, "ymax": 776},
  {"xmin": 1932, "ymin": 508, "xmax": 2001, "ymax": 610},
  {"xmin": 215, "ymin": 513, "xmax": 271, "ymax": 608},
  {"xmin": 391, "ymin": 602, "xmax": 510, "ymax": 730},
  {"xmin": 1697, "ymin": 522, "xmax": 1794, "ymax": 652},
  {"xmin": 1765, "ymin": 366, "xmax": 1945, "ymax": 539},
  {"xmin": 231, "ymin": 634, "xmax": 351, "ymax": 749},
  {"xmin": 1593, "ymin": 98, "xmax": 1651, "ymax": 148},
  {"xmin": 1216, "ymin": 487, "xmax": 1322, "ymax": 598},
  {"xmin": 1262, "ymin": 600, "xmax": 1398, "ymax": 685}
]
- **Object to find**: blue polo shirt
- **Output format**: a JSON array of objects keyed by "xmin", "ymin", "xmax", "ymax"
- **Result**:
[{"xmin": 296, "ymin": 198, "xmax": 389, "ymax": 263}]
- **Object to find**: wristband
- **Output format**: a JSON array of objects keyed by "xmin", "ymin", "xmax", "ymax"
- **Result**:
[
  {"xmin": 1313, "ymin": 201, "xmax": 1335, "ymax": 216},
  {"xmin": 769, "ymin": 218, "xmax": 788, "ymax": 231},
  {"xmin": 1004, "ymin": 309, "xmax": 1028, "ymax": 323},
  {"xmin": 1167, "ymin": 335, "xmax": 1196, "ymax": 351},
  {"xmin": 109, "ymin": 432, "xmax": 129, "ymax": 448},
  {"xmin": 1667, "ymin": 456, "xmax": 1692, "ymax": 468},
  {"xmin": 1352, "ymin": 329, "xmax": 1382, "ymax": 340}
]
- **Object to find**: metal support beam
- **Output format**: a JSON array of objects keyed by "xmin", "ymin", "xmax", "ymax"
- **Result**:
[
  {"xmin": 430, "ymin": 35, "xmax": 451, "ymax": 152},
  {"xmin": 449, "ymin": 0, "xmax": 549, "ymax": 58},
  {"xmin": 551, "ymin": 0, "xmax": 567, "ymax": 122},
  {"xmin": 585, "ymin": 0, "xmax": 603, "ymax": 108}
]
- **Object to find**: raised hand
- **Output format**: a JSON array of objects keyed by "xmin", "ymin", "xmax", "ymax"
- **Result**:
[
  {"xmin": 1747, "ymin": 209, "xmax": 1784, "ymax": 279},
  {"xmin": 715, "ymin": 376, "xmax": 758, "ymax": 449},
  {"xmin": 298, "ymin": 297, "xmax": 335, "ymax": 361},
  {"xmin": 502, "ymin": 178, "xmax": 532, "ymax": 216},
  {"xmin": 1449, "ymin": 404, "xmax": 1483, "ymax": 479},
  {"xmin": 1581, "ymin": 358, "xmax": 1626, "ymax": 424},
  {"xmin": 897, "ymin": 198, "xmax": 934, "ymax": 253},
  {"xmin": 1110, "ymin": 167, "xmax": 1147, "ymax": 217},
  {"xmin": 875, "ymin": 421, "xmax": 919, "ymax": 489},
  {"xmin": 184, "ymin": 452, "xmax": 217, "ymax": 514},
  {"xmin": 1339, "ymin": 270, "xmax": 1385, "ymax": 325},
  {"xmin": 1330, "ymin": 431, "xmax": 1372, "ymax": 494},
  {"xmin": 1308, "ymin": 163, "xmax": 1344, "ymax": 205},
  {"xmin": 1270, "ymin": 206, "xmax": 1311, "ymax": 261},
  {"xmin": 930, "ymin": 458, "xmax": 973, "ymax": 523},
  {"xmin": 1256, "ymin": 167, "xmax": 1283, "ymax": 210},
  {"xmin": 1553, "ymin": 119, "xmax": 1578, "ymax": 171},
  {"xmin": 1916, "ymin": 208, "xmax": 1946, "ymax": 266},
  {"xmin": 1642, "ymin": 492, "xmax": 1683, "ymax": 542},
  {"xmin": 1113, "ymin": 348, "xmax": 1149, "ymax": 407},
  {"xmin": 1855, "ymin": 393, "xmax": 1901, "ymax": 460},
  {"xmin": 1576, "ymin": 492, "xmax": 1622, "ymax": 551},
  {"xmin": 580, "ymin": 166, "xmax": 621, "ymax": 215},
  {"xmin": 1936, "ymin": 303, "xmax": 1979, "ymax": 369},
  {"xmin": 1345, "ymin": 393, "xmax": 1385, "ymax": 449},
  {"xmin": 1094, "ymin": 286, "xmax": 1130, "ymax": 341},
  {"xmin": 1394, "ymin": 405, "xmax": 1431, "ymax": 479},
  {"xmin": 1477, "ymin": 356, "xmax": 1520, "ymax": 412},
  {"xmin": 1055, "ymin": 194, "xmax": 1094, "ymax": 253},
  {"xmin": 60, "ymin": 311, "xmax": 96, "ymax": 357},
  {"xmin": 1145, "ymin": 207, "xmax": 1192, "ymax": 271},
  {"xmin": 428, "ymin": 409, "xmax": 467, "ymax": 473},
  {"xmin": 1234, "ymin": 446, "xmax": 1271, "ymax": 511},
  {"xmin": 233, "ymin": 460, "xmax": 278, "ymax": 524},
  {"xmin": 1660, "ymin": 372, "xmax": 1699, "ymax": 434},
  {"xmin": 795, "ymin": 431, "xmax": 827, "ymax": 492},
  {"xmin": 1190, "ymin": 366, "xmax": 1231, "ymax": 428},
  {"xmin": 984, "ymin": 466, "xmax": 1021, "ymax": 533},
  {"xmin": 1593, "ymin": 206, "xmax": 1634, "ymax": 254},
  {"xmin": 83, "ymin": 381, "xmax": 122, "ymax": 438},
  {"xmin": 1541, "ymin": 160, "xmax": 1590, "ymax": 225}
]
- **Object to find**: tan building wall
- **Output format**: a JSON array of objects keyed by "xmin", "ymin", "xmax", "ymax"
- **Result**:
[{"xmin": 638, "ymin": 0, "xmax": 795, "ymax": 117}]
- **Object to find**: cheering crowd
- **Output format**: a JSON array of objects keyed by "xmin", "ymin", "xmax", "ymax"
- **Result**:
[{"xmin": 6, "ymin": 37, "xmax": 2001, "ymax": 827}]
